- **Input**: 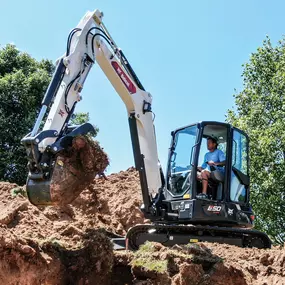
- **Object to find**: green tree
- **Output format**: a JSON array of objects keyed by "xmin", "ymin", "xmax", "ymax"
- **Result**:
[
  {"xmin": 227, "ymin": 37, "xmax": 285, "ymax": 244},
  {"xmin": 0, "ymin": 44, "xmax": 54, "ymax": 185}
]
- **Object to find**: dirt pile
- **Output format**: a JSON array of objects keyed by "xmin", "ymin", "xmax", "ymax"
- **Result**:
[
  {"xmin": 0, "ymin": 168, "xmax": 284, "ymax": 284},
  {"xmin": 114, "ymin": 241, "xmax": 285, "ymax": 285},
  {"xmin": 0, "ymin": 167, "xmax": 144, "ymax": 284},
  {"xmin": 0, "ymin": 225, "xmax": 113, "ymax": 285},
  {"xmin": 0, "ymin": 167, "xmax": 144, "ymax": 244}
]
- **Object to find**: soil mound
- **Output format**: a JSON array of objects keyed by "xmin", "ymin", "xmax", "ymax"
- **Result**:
[
  {"xmin": 0, "ymin": 167, "xmax": 144, "ymax": 284},
  {"xmin": 0, "ymin": 168, "xmax": 284, "ymax": 284},
  {"xmin": 114, "ymin": 241, "xmax": 285, "ymax": 285}
]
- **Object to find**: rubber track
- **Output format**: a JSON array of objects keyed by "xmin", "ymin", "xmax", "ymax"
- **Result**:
[{"xmin": 126, "ymin": 224, "xmax": 272, "ymax": 250}]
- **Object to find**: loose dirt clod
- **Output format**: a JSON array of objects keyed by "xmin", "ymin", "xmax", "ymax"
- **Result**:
[{"xmin": 50, "ymin": 135, "xmax": 109, "ymax": 205}]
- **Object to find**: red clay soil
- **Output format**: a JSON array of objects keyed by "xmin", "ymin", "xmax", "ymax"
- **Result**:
[
  {"xmin": 0, "ymin": 168, "xmax": 284, "ymax": 284},
  {"xmin": 50, "ymin": 136, "xmax": 110, "ymax": 205},
  {"xmin": 0, "ymin": 167, "xmax": 145, "ymax": 284}
]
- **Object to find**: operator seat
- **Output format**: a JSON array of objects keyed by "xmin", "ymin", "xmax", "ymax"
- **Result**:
[
  {"xmin": 210, "ymin": 170, "xmax": 224, "ymax": 183},
  {"xmin": 209, "ymin": 169, "xmax": 224, "ymax": 200}
]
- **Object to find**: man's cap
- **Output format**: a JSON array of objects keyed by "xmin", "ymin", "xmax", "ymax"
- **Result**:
[{"xmin": 207, "ymin": 135, "xmax": 219, "ymax": 144}]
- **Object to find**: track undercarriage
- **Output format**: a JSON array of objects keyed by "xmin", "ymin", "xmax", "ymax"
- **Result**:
[{"xmin": 123, "ymin": 223, "xmax": 271, "ymax": 250}]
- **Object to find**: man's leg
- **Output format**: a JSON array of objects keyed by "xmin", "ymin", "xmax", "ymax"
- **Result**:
[
  {"xmin": 201, "ymin": 170, "xmax": 210, "ymax": 194},
  {"xmin": 197, "ymin": 171, "xmax": 202, "ymax": 181}
]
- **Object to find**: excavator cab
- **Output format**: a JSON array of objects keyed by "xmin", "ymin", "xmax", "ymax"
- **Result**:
[
  {"xmin": 155, "ymin": 121, "xmax": 256, "ymax": 231},
  {"xmin": 166, "ymin": 121, "xmax": 248, "ymax": 204}
]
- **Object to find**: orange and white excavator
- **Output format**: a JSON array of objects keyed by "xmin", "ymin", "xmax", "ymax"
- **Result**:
[{"xmin": 22, "ymin": 9, "xmax": 271, "ymax": 250}]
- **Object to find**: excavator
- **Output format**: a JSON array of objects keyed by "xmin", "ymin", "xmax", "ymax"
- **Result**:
[{"xmin": 21, "ymin": 9, "xmax": 271, "ymax": 250}]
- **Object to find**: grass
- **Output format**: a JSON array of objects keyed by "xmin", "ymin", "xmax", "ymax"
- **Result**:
[
  {"xmin": 136, "ymin": 241, "xmax": 158, "ymax": 254},
  {"xmin": 130, "ymin": 241, "xmax": 222, "ymax": 274},
  {"xmin": 131, "ymin": 258, "xmax": 167, "ymax": 273},
  {"xmin": 130, "ymin": 242, "xmax": 168, "ymax": 273}
]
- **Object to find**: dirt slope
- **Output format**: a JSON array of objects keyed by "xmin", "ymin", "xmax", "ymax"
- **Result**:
[
  {"xmin": 113, "ymin": 241, "xmax": 285, "ymax": 285},
  {"xmin": 0, "ymin": 168, "xmax": 284, "ymax": 284}
]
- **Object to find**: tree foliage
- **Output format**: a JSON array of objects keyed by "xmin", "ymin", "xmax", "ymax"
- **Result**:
[
  {"xmin": 0, "ymin": 44, "xmax": 54, "ymax": 185},
  {"xmin": 227, "ymin": 37, "xmax": 285, "ymax": 244}
]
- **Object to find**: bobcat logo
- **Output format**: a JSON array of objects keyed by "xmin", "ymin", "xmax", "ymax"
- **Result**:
[{"xmin": 228, "ymin": 208, "xmax": 234, "ymax": 216}]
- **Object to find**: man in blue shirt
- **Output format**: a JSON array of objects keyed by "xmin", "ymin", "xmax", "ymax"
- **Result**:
[{"xmin": 197, "ymin": 137, "xmax": 226, "ymax": 199}]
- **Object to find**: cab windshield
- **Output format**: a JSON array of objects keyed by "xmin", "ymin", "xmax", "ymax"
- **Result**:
[{"xmin": 167, "ymin": 125, "xmax": 198, "ymax": 196}]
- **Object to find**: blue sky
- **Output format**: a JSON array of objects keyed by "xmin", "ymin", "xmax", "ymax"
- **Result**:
[{"xmin": 1, "ymin": 0, "xmax": 284, "ymax": 174}]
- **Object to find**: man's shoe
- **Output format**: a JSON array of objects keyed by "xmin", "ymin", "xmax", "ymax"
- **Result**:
[{"xmin": 196, "ymin": 193, "xmax": 209, "ymax": 199}]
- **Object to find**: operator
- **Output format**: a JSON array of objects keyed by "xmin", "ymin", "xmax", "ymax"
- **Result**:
[{"xmin": 197, "ymin": 137, "xmax": 226, "ymax": 199}]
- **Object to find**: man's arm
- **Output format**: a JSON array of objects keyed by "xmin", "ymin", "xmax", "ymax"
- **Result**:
[{"xmin": 215, "ymin": 150, "xmax": 226, "ymax": 166}]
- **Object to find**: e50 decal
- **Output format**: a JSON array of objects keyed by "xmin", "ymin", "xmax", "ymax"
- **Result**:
[{"xmin": 207, "ymin": 205, "xmax": 222, "ymax": 212}]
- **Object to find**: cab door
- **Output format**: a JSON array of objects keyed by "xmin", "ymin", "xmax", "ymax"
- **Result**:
[
  {"xmin": 166, "ymin": 124, "xmax": 198, "ymax": 199},
  {"xmin": 229, "ymin": 128, "xmax": 250, "ymax": 203}
]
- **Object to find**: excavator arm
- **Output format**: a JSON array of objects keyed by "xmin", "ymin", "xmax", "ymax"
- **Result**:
[{"xmin": 22, "ymin": 10, "xmax": 163, "ymax": 212}]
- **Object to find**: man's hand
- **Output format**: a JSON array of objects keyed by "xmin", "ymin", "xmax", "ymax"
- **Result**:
[{"xmin": 207, "ymin": 160, "xmax": 216, "ymax": 166}]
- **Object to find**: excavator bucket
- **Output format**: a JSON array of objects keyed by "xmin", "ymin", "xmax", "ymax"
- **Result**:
[{"xmin": 27, "ymin": 135, "xmax": 109, "ymax": 206}]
